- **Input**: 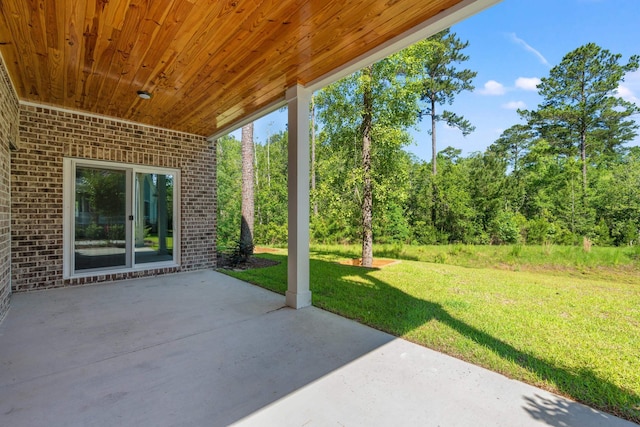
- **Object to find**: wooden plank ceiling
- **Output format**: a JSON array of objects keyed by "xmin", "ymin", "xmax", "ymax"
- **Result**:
[{"xmin": 0, "ymin": 0, "xmax": 465, "ymax": 136}]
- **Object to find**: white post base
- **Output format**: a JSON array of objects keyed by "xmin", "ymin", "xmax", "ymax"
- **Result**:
[{"xmin": 286, "ymin": 290, "xmax": 312, "ymax": 309}]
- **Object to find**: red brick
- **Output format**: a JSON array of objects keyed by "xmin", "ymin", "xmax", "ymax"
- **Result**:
[{"xmin": 12, "ymin": 103, "xmax": 217, "ymax": 291}]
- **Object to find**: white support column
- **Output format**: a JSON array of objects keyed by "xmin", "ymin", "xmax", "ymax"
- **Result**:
[{"xmin": 285, "ymin": 84, "xmax": 312, "ymax": 309}]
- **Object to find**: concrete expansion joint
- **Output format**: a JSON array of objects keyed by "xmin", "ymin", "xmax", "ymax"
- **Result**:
[{"xmin": 265, "ymin": 305, "xmax": 288, "ymax": 314}]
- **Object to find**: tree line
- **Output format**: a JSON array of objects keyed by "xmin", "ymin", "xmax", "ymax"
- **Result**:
[{"xmin": 217, "ymin": 31, "xmax": 640, "ymax": 259}]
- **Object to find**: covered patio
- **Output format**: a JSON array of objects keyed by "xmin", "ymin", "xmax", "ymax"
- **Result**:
[
  {"xmin": 0, "ymin": 1, "xmax": 636, "ymax": 425},
  {"xmin": 0, "ymin": 271, "xmax": 634, "ymax": 426},
  {"xmin": 0, "ymin": 0, "xmax": 507, "ymax": 311}
]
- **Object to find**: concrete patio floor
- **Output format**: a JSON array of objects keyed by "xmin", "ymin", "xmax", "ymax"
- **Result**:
[{"xmin": 0, "ymin": 270, "xmax": 635, "ymax": 427}]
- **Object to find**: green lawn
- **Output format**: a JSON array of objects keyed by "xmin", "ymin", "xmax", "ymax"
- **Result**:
[
  {"xmin": 143, "ymin": 235, "xmax": 173, "ymax": 251},
  {"xmin": 310, "ymin": 243, "xmax": 640, "ymax": 283},
  {"xmin": 220, "ymin": 245, "xmax": 640, "ymax": 423}
]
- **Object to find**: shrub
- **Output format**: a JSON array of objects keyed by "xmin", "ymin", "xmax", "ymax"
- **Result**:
[
  {"xmin": 411, "ymin": 221, "xmax": 438, "ymax": 245},
  {"xmin": 256, "ymin": 223, "xmax": 288, "ymax": 246},
  {"xmin": 489, "ymin": 210, "xmax": 521, "ymax": 244},
  {"xmin": 86, "ymin": 222, "xmax": 103, "ymax": 239},
  {"xmin": 225, "ymin": 238, "xmax": 254, "ymax": 267},
  {"xmin": 525, "ymin": 217, "xmax": 556, "ymax": 245},
  {"xmin": 590, "ymin": 219, "xmax": 613, "ymax": 246},
  {"xmin": 612, "ymin": 220, "xmax": 638, "ymax": 246},
  {"xmin": 107, "ymin": 224, "xmax": 124, "ymax": 241}
]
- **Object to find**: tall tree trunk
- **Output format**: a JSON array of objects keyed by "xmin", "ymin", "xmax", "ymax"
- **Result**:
[
  {"xmin": 430, "ymin": 97, "xmax": 438, "ymax": 234},
  {"xmin": 254, "ymin": 137, "xmax": 259, "ymax": 188},
  {"xmin": 580, "ymin": 129, "xmax": 587, "ymax": 194},
  {"xmin": 240, "ymin": 122, "xmax": 254, "ymax": 254},
  {"xmin": 431, "ymin": 97, "xmax": 437, "ymax": 176},
  {"xmin": 571, "ymin": 176, "xmax": 576, "ymax": 236},
  {"xmin": 361, "ymin": 66, "xmax": 374, "ymax": 268},
  {"xmin": 579, "ymin": 82, "xmax": 587, "ymax": 200},
  {"xmin": 311, "ymin": 95, "xmax": 318, "ymax": 216}
]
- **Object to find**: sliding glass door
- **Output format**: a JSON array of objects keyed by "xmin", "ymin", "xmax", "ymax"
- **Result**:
[{"xmin": 65, "ymin": 159, "xmax": 180, "ymax": 277}]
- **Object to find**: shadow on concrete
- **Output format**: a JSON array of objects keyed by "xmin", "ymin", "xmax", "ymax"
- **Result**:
[
  {"xmin": 523, "ymin": 393, "xmax": 635, "ymax": 427},
  {"xmin": 0, "ymin": 270, "xmax": 394, "ymax": 427}
]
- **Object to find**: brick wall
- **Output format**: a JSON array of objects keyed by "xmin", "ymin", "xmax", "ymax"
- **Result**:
[
  {"xmin": 0, "ymin": 55, "xmax": 17, "ymax": 321},
  {"xmin": 12, "ymin": 105, "xmax": 216, "ymax": 291}
]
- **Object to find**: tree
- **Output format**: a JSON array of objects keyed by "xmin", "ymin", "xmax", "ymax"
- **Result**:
[
  {"xmin": 529, "ymin": 43, "xmax": 639, "ymax": 193},
  {"xmin": 316, "ymin": 48, "xmax": 423, "ymax": 266},
  {"xmin": 254, "ymin": 131, "xmax": 289, "ymax": 245},
  {"xmin": 406, "ymin": 159, "xmax": 436, "ymax": 244},
  {"xmin": 592, "ymin": 147, "xmax": 640, "ymax": 245},
  {"xmin": 412, "ymin": 29, "xmax": 476, "ymax": 175},
  {"xmin": 488, "ymin": 124, "xmax": 535, "ymax": 212},
  {"xmin": 360, "ymin": 65, "xmax": 375, "ymax": 266},
  {"xmin": 240, "ymin": 122, "xmax": 255, "ymax": 254},
  {"xmin": 310, "ymin": 94, "xmax": 318, "ymax": 216},
  {"xmin": 467, "ymin": 150, "xmax": 507, "ymax": 238},
  {"xmin": 431, "ymin": 149, "xmax": 478, "ymax": 243},
  {"xmin": 216, "ymin": 135, "xmax": 242, "ymax": 248}
]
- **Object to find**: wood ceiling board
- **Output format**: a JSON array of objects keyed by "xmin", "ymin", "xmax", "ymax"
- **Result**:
[{"xmin": 0, "ymin": 0, "xmax": 495, "ymax": 136}]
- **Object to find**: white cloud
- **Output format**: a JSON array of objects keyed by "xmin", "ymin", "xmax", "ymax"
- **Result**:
[
  {"xmin": 617, "ymin": 70, "xmax": 640, "ymax": 104},
  {"xmin": 478, "ymin": 80, "xmax": 506, "ymax": 95},
  {"xmin": 507, "ymin": 33, "xmax": 550, "ymax": 66},
  {"xmin": 502, "ymin": 101, "xmax": 527, "ymax": 110},
  {"xmin": 625, "ymin": 69, "xmax": 640, "ymax": 83},
  {"xmin": 616, "ymin": 85, "xmax": 639, "ymax": 103},
  {"xmin": 515, "ymin": 77, "xmax": 541, "ymax": 91}
]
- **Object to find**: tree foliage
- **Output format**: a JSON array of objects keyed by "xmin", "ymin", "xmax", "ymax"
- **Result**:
[
  {"xmin": 216, "ymin": 135, "xmax": 242, "ymax": 249},
  {"xmin": 527, "ymin": 43, "xmax": 639, "ymax": 192},
  {"xmin": 217, "ymin": 42, "xmax": 640, "ymax": 251},
  {"xmin": 411, "ymin": 29, "xmax": 477, "ymax": 175},
  {"xmin": 314, "ymin": 44, "xmax": 424, "ymax": 265}
]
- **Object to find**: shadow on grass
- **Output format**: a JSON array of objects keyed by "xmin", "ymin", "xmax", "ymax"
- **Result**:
[{"xmin": 223, "ymin": 253, "xmax": 640, "ymax": 425}]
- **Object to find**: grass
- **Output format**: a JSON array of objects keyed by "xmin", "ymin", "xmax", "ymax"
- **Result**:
[
  {"xmin": 143, "ymin": 235, "xmax": 173, "ymax": 252},
  {"xmin": 311, "ymin": 243, "xmax": 640, "ymax": 284},
  {"xmin": 220, "ymin": 245, "xmax": 640, "ymax": 423}
]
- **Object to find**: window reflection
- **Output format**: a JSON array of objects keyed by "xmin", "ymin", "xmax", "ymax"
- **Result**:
[
  {"xmin": 74, "ymin": 167, "xmax": 127, "ymax": 271},
  {"xmin": 135, "ymin": 173, "xmax": 174, "ymax": 264}
]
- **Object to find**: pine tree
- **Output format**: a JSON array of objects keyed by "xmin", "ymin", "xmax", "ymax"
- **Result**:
[
  {"xmin": 411, "ymin": 30, "xmax": 476, "ymax": 175},
  {"xmin": 240, "ymin": 122, "xmax": 255, "ymax": 255}
]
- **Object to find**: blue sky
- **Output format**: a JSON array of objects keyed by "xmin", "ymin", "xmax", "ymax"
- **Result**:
[{"xmin": 239, "ymin": 0, "xmax": 640, "ymax": 161}]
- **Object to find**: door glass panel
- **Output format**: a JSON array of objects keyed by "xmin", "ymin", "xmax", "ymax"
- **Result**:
[
  {"xmin": 74, "ymin": 167, "xmax": 127, "ymax": 271},
  {"xmin": 135, "ymin": 172, "xmax": 174, "ymax": 264}
]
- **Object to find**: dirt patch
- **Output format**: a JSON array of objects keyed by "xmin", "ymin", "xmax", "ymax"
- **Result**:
[
  {"xmin": 339, "ymin": 258, "xmax": 400, "ymax": 268},
  {"xmin": 253, "ymin": 246, "xmax": 280, "ymax": 254},
  {"xmin": 216, "ymin": 252, "xmax": 280, "ymax": 271}
]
